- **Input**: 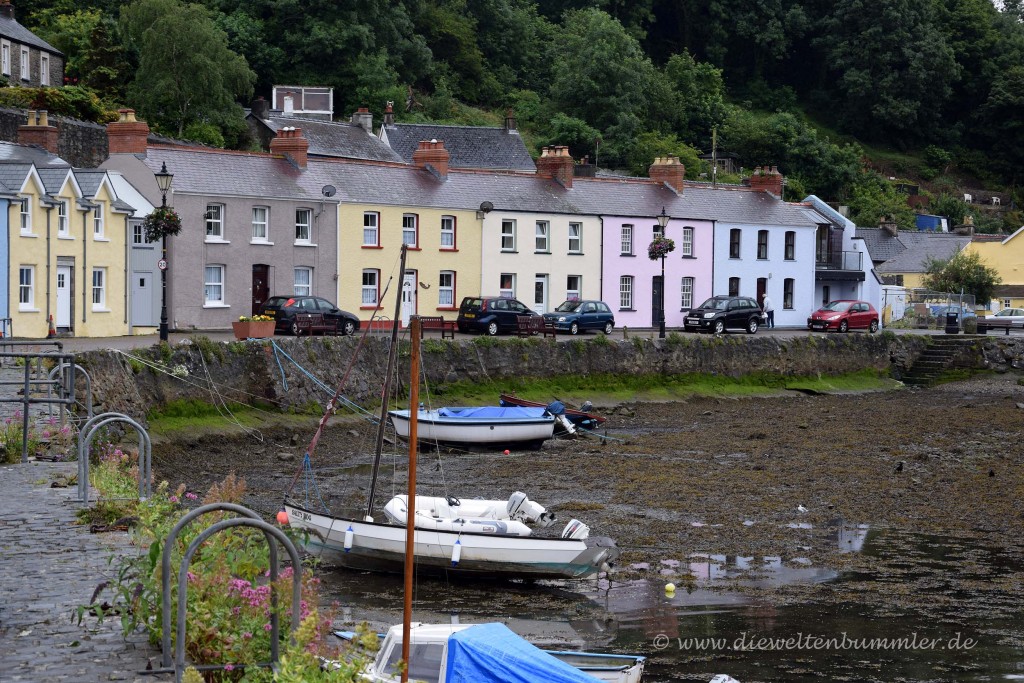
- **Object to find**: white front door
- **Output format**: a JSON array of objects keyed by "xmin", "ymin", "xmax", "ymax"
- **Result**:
[
  {"xmin": 131, "ymin": 270, "xmax": 154, "ymax": 326},
  {"xmin": 56, "ymin": 265, "xmax": 71, "ymax": 328},
  {"xmin": 401, "ymin": 271, "xmax": 416, "ymax": 327},
  {"xmin": 533, "ymin": 274, "xmax": 548, "ymax": 315}
]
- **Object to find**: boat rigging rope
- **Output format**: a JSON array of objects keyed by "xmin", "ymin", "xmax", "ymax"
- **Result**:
[{"xmin": 269, "ymin": 340, "xmax": 376, "ymax": 422}]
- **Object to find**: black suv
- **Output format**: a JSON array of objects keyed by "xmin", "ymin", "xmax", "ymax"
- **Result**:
[
  {"xmin": 457, "ymin": 296, "xmax": 534, "ymax": 335},
  {"xmin": 684, "ymin": 296, "xmax": 763, "ymax": 334},
  {"xmin": 258, "ymin": 295, "xmax": 360, "ymax": 336}
]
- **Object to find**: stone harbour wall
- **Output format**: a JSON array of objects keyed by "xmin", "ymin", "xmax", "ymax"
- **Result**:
[{"xmin": 74, "ymin": 334, "xmax": 1024, "ymax": 421}]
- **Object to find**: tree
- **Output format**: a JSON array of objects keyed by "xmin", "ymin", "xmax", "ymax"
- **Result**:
[
  {"xmin": 921, "ymin": 250, "xmax": 1001, "ymax": 304},
  {"xmin": 121, "ymin": 0, "xmax": 256, "ymax": 138}
]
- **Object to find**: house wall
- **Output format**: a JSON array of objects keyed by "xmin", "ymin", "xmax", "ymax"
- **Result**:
[
  {"xmin": 966, "ymin": 235, "xmax": 1024, "ymax": 307},
  {"xmin": 9, "ymin": 172, "xmax": 50, "ymax": 336},
  {"xmin": 601, "ymin": 215, "xmax": 714, "ymax": 329},
  {"xmin": 337, "ymin": 203, "xmax": 480, "ymax": 322},
  {"xmin": 1, "ymin": 41, "xmax": 64, "ymax": 88},
  {"xmin": 0, "ymin": 197, "xmax": 7, "ymax": 322},
  {"xmin": 85, "ymin": 181, "xmax": 130, "ymax": 336},
  {"xmin": 713, "ymin": 222, "xmax": 816, "ymax": 326},
  {"xmin": 480, "ymin": 212, "xmax": 602, "ymax": 314}
]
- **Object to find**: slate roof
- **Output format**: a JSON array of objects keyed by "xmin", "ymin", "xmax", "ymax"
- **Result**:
[
  {"xmin": 73, "ymin": 170, "xmax": 105, "ymax": 199},
  {"xmin": 0, "ymin": 161, "xmax": 33, "ymax": 192},
  {"xmin": 0, "ymin": 14, "xmax": 62, "ymax": 55},
  {"xmin": 381, "ymin": 123, "xmax": 536, "ymax": 172},
  {"xmin": 874, "ymin": 232, "xmax": 971, "ymax": 274},
  {"xmin": 257, "ymin": 115, "xmax": 404, "ymax": 163},
  {"xmin": 856, "ymin": 227, "xmax": 907, "ymax": 263},
  {"xmin": 0, "ymin": 141, "xmax": 70, "ymax": 167},
  {"xmin": 995, "ymin": 285, "xmax": 1024, "ymax": 297},
  {"xmin": 36, "ymin": 167, "xmax": 71, "ymax": 194},
  {"xmin": 141, "ymin": 145, "xmax": 823, "ymax": 228}
]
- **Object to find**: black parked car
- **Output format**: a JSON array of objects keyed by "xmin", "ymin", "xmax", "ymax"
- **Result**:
[
  {"xmin": 683, "ymin": 295, "xmax": 763, "ymax": 334},
  {"xmin": 457, "ymin": 296, "xmax": 534, "ymax": 335},
  {"xmin": 258, "ymin": 295, "xmax": 360, "ymax": 336},
  {"xmin": 543, "ymin": 300, "xmax": 615, "ymax": 335}
]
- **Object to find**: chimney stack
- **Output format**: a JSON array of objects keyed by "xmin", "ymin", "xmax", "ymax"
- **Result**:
[
  {"xmin": 106, "ymin": 109, "xmax": 150, "ymax": 155},
  {"xmin": 748, "ymin": 165, "xmax": 784, "ymax": 197},
  {"xmin": 878, "ymin": 215, "xmax": 899, "ymax": 237},
  {"xmin": 18, "ymin": 110, "xmax": 60, "ymax": 155},
  {"xmin": 535, "ymin": 146, "xmax": 574, "ymax": 188},
  {"xmin": 649, "ymin": 156, "xmax": 685, "ymax": 194},
  {"xmin": 270, "ymin": 126, "xmax": 308, "ymax": 169},
  {"xmin": 351, "ymin": 107, "xmax": 373, "ymax": 134},
  {"xmin": 251, "ymin": 96, "xmax": 270, "ymax": 120},
  {"xmin": 383, "ymin": 101, "xmax": 394, "ymax": 126},
  {"xmin": 412, "ymin": 139, "xmax": 450, "ymax": 179},
  {"xmin": 504, "ymin": 108, "xmax": 517, "ymax": 131},
  {"xmin": 0, "ymin": 1, "xmax": 14, "ymax": 20}
]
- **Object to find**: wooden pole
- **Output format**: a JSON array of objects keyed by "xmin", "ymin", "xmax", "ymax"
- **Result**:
[{"xmin": 401, "ymin": 317, "xmax": 420, "ymax": 682}]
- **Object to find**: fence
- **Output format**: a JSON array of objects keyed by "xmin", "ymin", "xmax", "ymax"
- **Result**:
[{"xmin": 882, "ymin": 288, "xmax": 977, "ymax": 331}]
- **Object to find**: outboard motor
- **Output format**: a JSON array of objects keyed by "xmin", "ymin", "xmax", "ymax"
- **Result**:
[
  {"xmin": 546, "ymin": 400, "xmax": 576, "ymax": 435},
  {"xmin": 507, "ymin": 491, "xmax": 556, "ymax": 527},
  {"xmin": 561, "ymin": 519, "xmax": 590, "ymax": 540},
  {"xmin": 580, "ymin": 400, "xmax": 593, "ymax": 413}
]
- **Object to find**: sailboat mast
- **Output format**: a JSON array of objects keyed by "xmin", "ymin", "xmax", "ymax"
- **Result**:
[
  {"xmin": 365, "ymin": 244, "xmax": 409, "ymax": 521},
  {"xmin": 401, "ymin": 317, "xmax": 421, "ymax": 682}
]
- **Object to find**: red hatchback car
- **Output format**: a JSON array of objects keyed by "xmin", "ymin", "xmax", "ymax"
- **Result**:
[{"xmin": 807, "ymin": 300, "xmax": 879, "ymax": 333}]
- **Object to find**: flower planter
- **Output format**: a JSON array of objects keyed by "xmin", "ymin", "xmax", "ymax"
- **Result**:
[{"xmin": 232, "ymin": 321, "xmax": 276, "ymax": 340}]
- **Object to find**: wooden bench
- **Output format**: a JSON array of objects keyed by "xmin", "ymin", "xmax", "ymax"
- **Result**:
[
  {"xmin": 417, "ymin": 315, "xmax": 456, "ymax": 339},
  {"xmin": 976, "ymin": 318, "xmax": 1024, "ymax": 335},
  {"xmin": 292, "ymin": 312, "xmax": 339, "ymax": 336},
  {"xmin": 516, "ymin": 315, "xmax": 556, "ymax": 338}
]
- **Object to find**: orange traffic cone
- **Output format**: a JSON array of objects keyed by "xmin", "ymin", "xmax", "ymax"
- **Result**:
[{"xmin": 46, "ymin": 314, "xmax": 56, "ymax": 339}]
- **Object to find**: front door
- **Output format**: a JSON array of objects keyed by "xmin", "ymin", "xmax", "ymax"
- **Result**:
[
  {"xmin": 651, "ymin": 275, "xmax": 664, "ymax": 327},
  {"xmin": 533, "ymin": 274, "xmax": 548, "ymax": 315},
  {"xmin": 251, "ymin": 264, "xmax": 270, "ymax": 316},
  {"xmin": 401, "ymin": 270, "xmax": 416, "ymax": 326},
  {"xmin": 56, "ymin": 265, "xmax": 72, "ymax": 329},
  {"xmin": 756, "ymin": 278, "xmax": 767, "ymax": 309},
  {"xmin": 131, "ymin": 270, "xmax": 153, "ymax": 326}
]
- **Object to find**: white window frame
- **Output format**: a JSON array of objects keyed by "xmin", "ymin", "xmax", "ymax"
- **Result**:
[
  {"xmin": 783, "ymin": 278, "xmax": 795, "ymax": 309},
  {"xmin": 92, "ymin": 268, "xmax": 107, "ymax": 310},
  {"xmin": 251, "ymin": 206, "xmax": 269, "ymax": 243},
  {"xmin": 39, "ymin": 54, "xmax": 48, "ymax": 86},
  {"xmin": 295, "ymin": 208, "xmax": 312, "ymax": 244},
  {"xmin": 131, "ymin": 222, "xmax": 144, "ymax": 245},
  {"xmin": 19, "ymin": 198, "xmax": 31, "ymax": 234},
  {"xmin": 1003, "ymin": 298, "xmax": 1012, "ymax": 309},
  {"xmin": 205, "ymin": 204, "xmax": 224, "ymax": 240},
  {"xmin": 402, "ymin": 213, "xmax": 418, "ymax": 247},
  {"xmin": 204, "ymin": 265, "xmax": 225, "ymax": 305},
  {"xmin": 681, "ymin": 276, "xmax": 694, "ymax": 309},
  {"xmin": 757, "ymin": 230, "xmax": 769, "ymax": 260},
  {"xmin": 535, "ymin": 221, "xmax": 550, "ymax": 252},
  {"xmin": 93, "ymin": 202, "xmax": 105, "ymax": 238},
  {"xmin": 18, "ymin": 265, "xmax": 34, "ymax": 310},
  {"xmin": 681, "ymin": 227, "xmax": 693, "ymax": 257},
  {"xmin": 1, "ymin": 41, "xmax": 10, "ymax": 76},
  {"xmin": 501, "ymin": 219, "xmax": 516, "ymax": 251},
  {"xmin": 619, "ymin": 275, "xmax": 633, "ymax": 309},
  {"xmin": 440, "ymin": 215, "xmax": 455, "ymax": 249},
  {"xmin": 566, "ymin": 275, "xmax": 581, "ymax": 301},
  {"xmin": 568, "ymin": 222, "xmax": 582, "ymax": 253},
  {"xmin": 499, "ymin": 273, "xmax": 516, "ymax": 298},
  {"xmin": 363, "ymin": 212, "xmax": 379, "ymax": 247},
  {"xmin": 57, "ymin": 200, "xmax": 69, "ymax": 236},
  {"xmin": 620, "ymin": 224, "xmax": 633, "ymax": 255},
  {"xmin": 362, "ymin": 269, "xmax": 379, "ymax": 306},
  {"xmin": 294, "ymin": 267, "xmax": 312, "ymax": 296},
  {"xmin": 438, "ymin": 270, "xmax": 455, "ymax": 307},
  {"xmin": 19, "ymin": 47, "xmax": 27, "ymax": 81}
]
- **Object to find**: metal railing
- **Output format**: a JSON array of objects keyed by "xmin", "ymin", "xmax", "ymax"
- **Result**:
[
  {"xmin": 816, "ymin": 250, "xmax": 863, "ymax": 271},
  {"xmin": 0, "ymin": 348, "xmax": 76, "ymax": 463}
]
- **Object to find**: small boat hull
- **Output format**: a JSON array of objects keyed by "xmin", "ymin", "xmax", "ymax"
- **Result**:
[
  {"xmin": 284, "ymin": 501, "xmax": 618, "ymax": 580},
  {"xmin": 499, "ymin": 394, "xmax": 606, "ymax": 431},
  {"xmin": 389, "ymin": 406, "xmax": 555, "ymax": 449}
]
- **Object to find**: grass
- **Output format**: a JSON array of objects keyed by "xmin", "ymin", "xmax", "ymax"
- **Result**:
[
  {"xmin": 418, "ymin": 368, "xmax": 897, "ymax": 406},
  {"xmin": 146, "ymin": 398, "xmax": 268, "ymax": 435}
]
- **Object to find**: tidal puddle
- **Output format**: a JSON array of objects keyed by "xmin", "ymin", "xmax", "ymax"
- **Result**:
[{"xmin": 318, "ymin": 528, "xmax": 1024, "ymax": 681}]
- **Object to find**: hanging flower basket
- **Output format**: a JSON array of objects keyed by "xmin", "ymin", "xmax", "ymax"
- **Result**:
[
  {"xmin": 142, "ymin": 206, "xmax": 182, "ymax": 242},
  {"xmin": 648, "ymin": 236, "xmax": 676, "ymax": 261}
]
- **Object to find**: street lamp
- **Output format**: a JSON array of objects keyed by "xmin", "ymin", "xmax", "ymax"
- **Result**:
[
  {"xmin": 656, "ymin": 206, "xmax": 670, "ymax": 339},
  {"xmin": 154, "ymin": 162, "xmax": 173, "ymax": 342}
]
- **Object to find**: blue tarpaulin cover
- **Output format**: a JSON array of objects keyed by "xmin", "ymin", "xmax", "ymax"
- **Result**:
[
  {"xmin": 436, "ymin": 406, "xmax": 548, "ymax": 419},
  {"xmin": 444, "ymin": 623, "xmax": 602, "ymax": 683}
]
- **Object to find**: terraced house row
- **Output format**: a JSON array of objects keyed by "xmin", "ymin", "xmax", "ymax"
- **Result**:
[{"xmin": 1, "ymin": 107, "xmax": 880, "ymax": 338}]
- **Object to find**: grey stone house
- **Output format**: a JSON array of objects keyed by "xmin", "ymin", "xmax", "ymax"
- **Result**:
[{"xmin": 0, "ymin": 1, "xmax": 64, "ymax": 88}]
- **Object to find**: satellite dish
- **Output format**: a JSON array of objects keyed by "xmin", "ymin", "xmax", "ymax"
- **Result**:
[
  {"xmin": 479, "ymin": 201, "xmax": 493, "ymax": 213},
  {"xmin": 322, "ymin": 185, "xmax": 337, "ymax": 198}
]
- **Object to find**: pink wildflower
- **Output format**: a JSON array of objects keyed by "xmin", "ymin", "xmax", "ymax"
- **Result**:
[
  {"xmin": 224, "ymin": 664, "xmax": 234, "ymax": 672},
  {"xmin": 185, "ymin": 492, "xmax": 198, "ymax": 500},
  {"xmin": 169, "ymin": 496, "xmax": 179, "ymax": 503},
  {"xmin": 264, "ymin": 623, "xmax": 273, "ymax": 631}
]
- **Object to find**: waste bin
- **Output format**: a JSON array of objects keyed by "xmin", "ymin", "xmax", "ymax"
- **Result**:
[{"xmin": 944, "ymin": 311, "xmax": 960, "ymax": 334}]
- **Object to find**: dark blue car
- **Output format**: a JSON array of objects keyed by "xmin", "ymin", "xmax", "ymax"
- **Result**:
[{"xmin": 542, "ymin": 300, "xmax": 615, "ymax": 335}]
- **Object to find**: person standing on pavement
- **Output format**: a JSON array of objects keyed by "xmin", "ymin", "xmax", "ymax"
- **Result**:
[{"xmin": 761, "ymin": 293, "xmax": 775, "ymax": 329}]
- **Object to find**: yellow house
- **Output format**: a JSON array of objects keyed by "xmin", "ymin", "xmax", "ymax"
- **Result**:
[
  {"xmin": 5, "ymin": 151, "xmax": 132, "ymax": 338},
  {"xmin": 965, "ymin": 229, "xmax": 1024, "ymax": 309}
]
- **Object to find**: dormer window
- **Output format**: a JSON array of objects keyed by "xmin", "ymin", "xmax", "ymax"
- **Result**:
[
  {"xmin": 93, "ymin": 202, "xmax": 105, "ymax": 237},
  {"xmin": 19, "ymin": 199, "xmax": 31, "ymax": 234},
  {"xmin": 57, "ymin": 200, "xmax": 69, "ymax": 235}
]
